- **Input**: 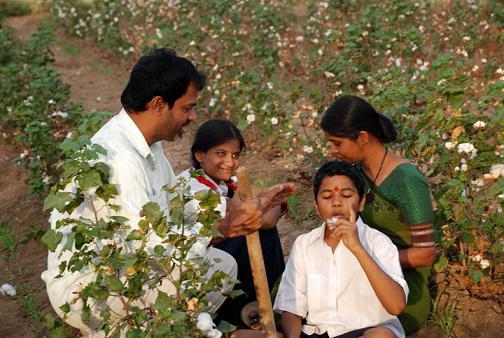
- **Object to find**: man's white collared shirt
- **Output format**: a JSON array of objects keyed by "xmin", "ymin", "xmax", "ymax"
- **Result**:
[
  {"xmin": 42, "ymin": 109, "xmax": 179, "ymax": 322},
  {"xmin": 273, "ymin": 218, "xmax": 408, "ymax": 338}
]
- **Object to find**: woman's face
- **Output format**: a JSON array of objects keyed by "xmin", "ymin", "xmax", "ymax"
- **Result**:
[
  {"xmin": 195, "ymin": 138, "xmax": 242, "ymax": 182},
  {"xmin": 324, "ymin": 132, "xmax": 363, "ymax": 164}
]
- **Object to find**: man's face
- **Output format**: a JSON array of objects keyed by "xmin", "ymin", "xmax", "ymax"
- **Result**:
[
  {"xmin": 314, "ymin": 174, "xmax": 363, "ymax": 222},
  {"xmin": 162, "ymin": 83, "xmax": 199, "ymax": 141}
]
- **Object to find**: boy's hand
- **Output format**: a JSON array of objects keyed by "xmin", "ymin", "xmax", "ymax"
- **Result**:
[{"xmin": 331, "ymin": 207, "xmax": 363, "ymax": 254}]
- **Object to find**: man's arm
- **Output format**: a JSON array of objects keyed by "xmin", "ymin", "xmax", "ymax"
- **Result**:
[{"xmin": 281, "ymin": 311, "xmax": 303, "ymax": 338}]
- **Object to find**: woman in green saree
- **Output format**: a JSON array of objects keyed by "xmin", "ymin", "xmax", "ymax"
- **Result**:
[{"xmin": 320, "ymin": 95, "xmax": 436, "ymax": 335}]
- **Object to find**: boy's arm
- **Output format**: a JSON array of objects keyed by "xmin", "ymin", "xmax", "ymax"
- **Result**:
[
  {"xmin": 332, "ymin": 208, "xmax": 406, "ymax": 316},
  {"xmin": 281, "ymin": 311, "xmax": 303, "ymax": 338}
]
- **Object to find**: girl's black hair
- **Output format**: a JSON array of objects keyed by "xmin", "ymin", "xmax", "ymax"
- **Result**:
[
  {"xmin": 320, "ymin": 95, "xmax": 397, "ymax": 143},
  {"xmin": 191, "ymin": 119, "xmax": 245, "ymax": 169}
]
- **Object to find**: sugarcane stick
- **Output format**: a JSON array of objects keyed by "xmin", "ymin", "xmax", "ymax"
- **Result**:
[{"xmin": 236, "ymin": 167, "xmax": 277, "ymax": 338}]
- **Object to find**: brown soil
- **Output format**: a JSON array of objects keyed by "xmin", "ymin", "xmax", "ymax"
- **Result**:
[{"xmin": 1, "ymin": 12, "xmax": 502, "ymax": 338}]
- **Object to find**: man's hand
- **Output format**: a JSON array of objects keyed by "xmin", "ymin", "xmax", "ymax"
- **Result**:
[
  {"xmin": 256, "ymin": 183, "xmax": 296, "ymax": 213},
  {"xmin": 215, "ymin": 183, "xmax": 296, "ymax": 239},
  {"xmin": 215, "ymin": 195, "xmax": 262, "ymax": 238}
]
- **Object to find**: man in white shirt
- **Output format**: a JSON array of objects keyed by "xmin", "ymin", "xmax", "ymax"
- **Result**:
[
  {"xmin": 42, "ymin": 48, "xmax": 295, "ymax": 335},
  {"xmin": 274, "ymin": 161, "xmax": 408, "ymax": 338}
]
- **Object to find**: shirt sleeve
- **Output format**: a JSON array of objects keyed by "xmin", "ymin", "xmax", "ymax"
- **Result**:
[
  {"xmin": 369, "ymin": 231, "xmax": 409, "ymax": 300},
  {"xmin": 273, "ymin": 238, "xmax": 308, "ymax": 317}
]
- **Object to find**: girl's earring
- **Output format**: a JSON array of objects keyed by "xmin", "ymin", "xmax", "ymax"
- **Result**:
[{"xmin": 199, "ymin": 162, "xmax": 204, "ymax": 168}]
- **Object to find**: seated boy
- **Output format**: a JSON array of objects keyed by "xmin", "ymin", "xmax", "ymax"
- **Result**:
[{"xmin": 273, "ymin": 161, "xmax": 409, "ymax": 338}]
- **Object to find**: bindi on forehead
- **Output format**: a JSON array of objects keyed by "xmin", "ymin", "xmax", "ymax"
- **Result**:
[{"xmin": 333, "ymin": 185, "xmax": 340, "ymax": 192}]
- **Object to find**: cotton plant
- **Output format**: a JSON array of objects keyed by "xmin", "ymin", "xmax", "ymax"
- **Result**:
[{"xmin": 41, "ymin": 139, "xmax": 237, "ymax": 337}]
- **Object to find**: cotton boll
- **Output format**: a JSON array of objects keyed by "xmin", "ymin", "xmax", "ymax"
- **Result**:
[
  {"xmin": 197, "ymin": 312, "xmax": 214, "ymax": 333},
  {"xmin": 0, "ymin": 283, "xmax": 16, "ymax": 297},
  {"xmin": 206, "ymin": 329, "xmax": 222, "ymax": 338}
]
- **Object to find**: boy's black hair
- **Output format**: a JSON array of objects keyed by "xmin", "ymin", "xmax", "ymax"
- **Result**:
[
  {"xmin": 191, "ymin": 119, "xmax": 245, "ymax": 169},
  {"xmin": 121, "ymin": 48, "xmax": 206, "ymax": 112},
  {"xmin": 313, "ymin": 160, "xmax": 365, "ymax": 200}
]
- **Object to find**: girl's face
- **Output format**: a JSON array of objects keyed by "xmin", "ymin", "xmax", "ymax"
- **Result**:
[
  {"xmin": 195, "ymin": 138, "xmax": 242, "ymax": 183},
  {"xmin": 324, "ymin": 132, "xmax": 363, "ymax": 164}
]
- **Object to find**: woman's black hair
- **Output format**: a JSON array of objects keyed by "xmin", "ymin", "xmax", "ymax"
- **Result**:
[
  {"xmin": 191, "ymin": 119, "xmax": 245, "ymax": 169},
  {"xmin": 313, "ymin": 160, "xmax": 365, "ymax": 201},
  {"xmin": 320, "ymin": 95, "xmax": 397, "ymax": 143},
  {"xmin": 121, "ymin": 48, "xmax": 206, "ymax": 112}
]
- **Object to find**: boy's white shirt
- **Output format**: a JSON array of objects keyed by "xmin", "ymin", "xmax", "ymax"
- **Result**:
[{"xmin": 273, "ymin": 217, "xmax": 409, "ymax": 338}]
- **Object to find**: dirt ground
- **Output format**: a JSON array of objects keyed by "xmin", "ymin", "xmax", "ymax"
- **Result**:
[{"xmin": 0, "ymin": 13, "xmax": 502, "ymax": 338}]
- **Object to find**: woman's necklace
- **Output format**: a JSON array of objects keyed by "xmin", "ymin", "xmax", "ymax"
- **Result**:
[{"xmin": 366, "ymin": 147, "xmax": 388, "ymax": 202}]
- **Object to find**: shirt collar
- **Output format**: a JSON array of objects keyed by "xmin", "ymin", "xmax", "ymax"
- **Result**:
[
  {"xmin": 202, "ymin": 172, "xmax": 230, "ymax": 197},
  {"xmin": 117, "ymin": 109, "xmax": 153, "ymax": 159}
]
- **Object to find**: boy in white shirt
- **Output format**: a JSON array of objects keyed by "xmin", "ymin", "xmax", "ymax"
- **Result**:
[{"xmin": 274, "ymin": 161, "xmax": 409, "ymax": 338}]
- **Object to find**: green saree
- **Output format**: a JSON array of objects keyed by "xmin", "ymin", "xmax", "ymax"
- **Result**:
[{"xmin": 358, "ymin": 162, "xmax": 434, "ymax": 335}]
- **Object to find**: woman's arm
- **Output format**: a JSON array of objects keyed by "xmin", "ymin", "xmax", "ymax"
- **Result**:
[
  {"xmin": 281, "ymin": 311, "xmax": 303, "ymax": 338},
  {"xmin": 399, "ymin": 247, "xmax": 436, "ymax": 268},
  {"xmin": 400, "ymin": 222, "xmax": 436, "ymax": 268}
]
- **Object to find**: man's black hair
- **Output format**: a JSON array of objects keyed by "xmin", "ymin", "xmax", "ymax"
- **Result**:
[
  {"xmin": 120, "ymin": 48, "xmax": 206, "ymax": 112},
  {"xmin": 313, "ymin": 160, "xmax": 365, "ymax": 200}
]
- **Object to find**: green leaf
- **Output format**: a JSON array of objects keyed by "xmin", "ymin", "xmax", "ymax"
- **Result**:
[
  {"xmin": 138, "ymin": 219, "xmax": 149, "ymax": 233},
  {"xmin": 434, "ymin": 256, "xmax": 448, "ymax": 272},
  {"xmin": 154, "ymin": 245, "xmax": 165, "ymax": 255},
  {"xmin": 217, "ymin": 320, "xmax": 236, "ymax": 333},
  {"xmin": 96, "ymin": 184, "xmax": 118, "ymax": 202},
  {"xmin": 41, "ymin": 229, "xmax": 63, "ymax": 252},
  {"xmin": 154, "ymin": 290, "xmax": 171, "ymax": 311},
  {"xmin": 141, "ymin": 202, "xmax": 163, "ymax": 224},
  {"xmin": 104, "ymin": 275, "xmax": 124, "ymax": 292},
  {"xmin": 43, "ymin": 191, "xmax": 73, "ymax": 212},
  {"xmin": 153, "ymin": 219, "xmax": 167, "ymax": 238},
  {"xmin": 62, "ymin": 160, "xmax": 81, "ymax": 178},
  {"xmin": 77, "ymin": 171, "xmax": 102, "ymax": 190},
  {"xmin": 126, "ymin": 230, "xmax": 144, "ymax": 241},
  {"xmin": 59, "ymin": 303, "xmax": 70, "ymax": 314}
]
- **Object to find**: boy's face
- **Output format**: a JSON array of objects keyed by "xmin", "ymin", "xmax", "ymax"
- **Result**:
[{"xmin": 314, "ymin": 174, "xmax": 365, "ymax": 221}]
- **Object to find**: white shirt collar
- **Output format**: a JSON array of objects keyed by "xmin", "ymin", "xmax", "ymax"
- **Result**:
[{"xmin": 116, "ymin": 109, "xmax": 153, "ymax": 159}]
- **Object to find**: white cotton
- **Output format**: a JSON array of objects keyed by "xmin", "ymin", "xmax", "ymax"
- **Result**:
[
  {"xmin": 0, "ymin": 283, "xmax": 16, "ymax": 297},
  {"xmin": 271, "ymin": 117, "xmax": 279, "ymax": 125},
  {"xmin": 480, "ymin": 259, "xmax": 490, "ymax": 269},
  {"xmin": 197, "ymin": 312, "xmax": 214, "ymax": 333},
  {"xmin": 246, "ymin": 114, "xmax": 256, "ymax": 124},
  {"xmin": 206, "ymin": 328, "xmax": 222, "ymax": 338},
  {"xmin": 445, "ymin": 142, "xmax": 456, "ymax": 150},
  {"xmin": 473, "ymin": 121, "xmax": 486, "ymax": 129},
  {"xmin": 52, "ymin": 111, "xmax": 69, "ymax": 119},
  {"xmin": 471, "ymin": 254, "xmax": 481, "ymax": 262},
  {"xmin": 490, "ymin": 164, "xmax": 504, "ymax": 179}
]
